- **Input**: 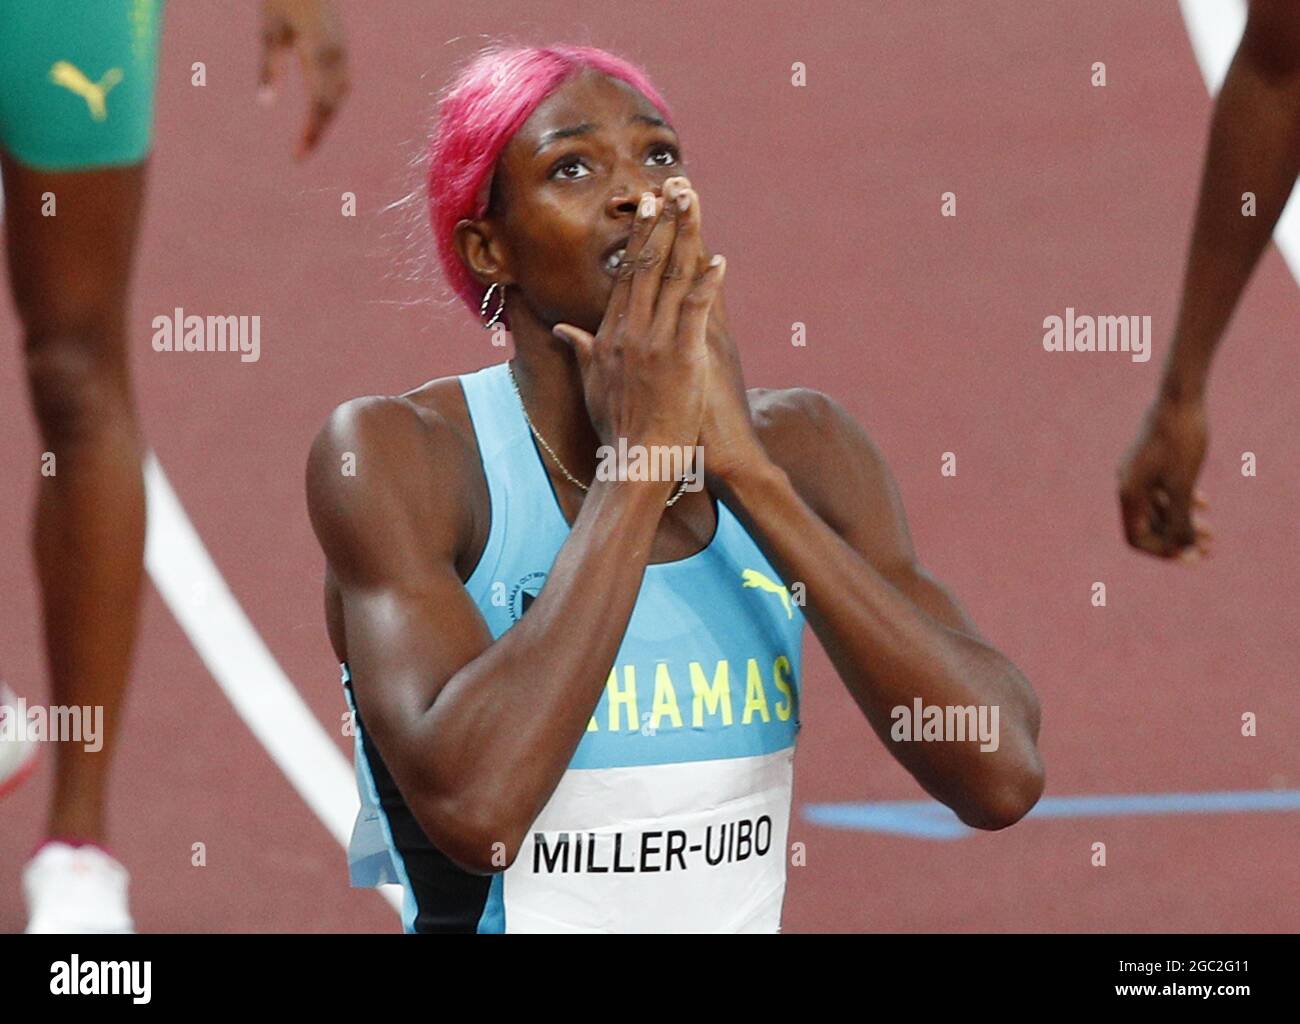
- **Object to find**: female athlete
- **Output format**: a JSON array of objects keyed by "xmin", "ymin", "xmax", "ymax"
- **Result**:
[{"xmin": 307, "ymin": 43, "xmax": 1044, "ymax": 933}]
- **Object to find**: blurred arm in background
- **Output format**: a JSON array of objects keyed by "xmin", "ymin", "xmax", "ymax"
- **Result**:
[
  {"xmin": 259, "ymin": 0, "xmax": 350, "ymax": 158},
  {"xmin": 1118, "ymin": 0, "xmax": 1300, "ymax": 559}
]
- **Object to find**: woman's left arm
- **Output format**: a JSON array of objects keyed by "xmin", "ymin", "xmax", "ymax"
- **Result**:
[{"xmin": 703, "ymin": 361, "xmax": 1044, "ymax": 829}]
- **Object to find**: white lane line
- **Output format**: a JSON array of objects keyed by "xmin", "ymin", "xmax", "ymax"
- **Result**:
[
  {"xmin": 143, "ymin": 453, "xmax": 401, "ymax": 915},
  {"xmin": 1179, "ymin": 0, "xmax": 1300, "ymax": 282}
]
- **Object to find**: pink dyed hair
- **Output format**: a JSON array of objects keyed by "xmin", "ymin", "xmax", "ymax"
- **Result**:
[{"xmin": 427, "ymin": 44, "xmax": 674, "ymax": 324}]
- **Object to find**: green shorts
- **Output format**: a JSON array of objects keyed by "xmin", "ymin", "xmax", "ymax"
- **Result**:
[{"xmin": 0, "ymin": 0, "xmax": 165, "ymax": 170}]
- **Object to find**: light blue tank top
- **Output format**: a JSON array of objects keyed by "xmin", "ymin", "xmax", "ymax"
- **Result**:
[{"xmin": 346, "ymin": 360, "xmax": 806, "ymax": 932}]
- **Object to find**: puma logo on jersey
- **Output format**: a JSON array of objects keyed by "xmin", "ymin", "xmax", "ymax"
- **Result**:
[
  {"xmin": 740, "ymin": 568, "xmax": 792, "ymax": 619},
  {"xmin": 49, "ymin": 62, "xmax": 124, "ymax": 122}
]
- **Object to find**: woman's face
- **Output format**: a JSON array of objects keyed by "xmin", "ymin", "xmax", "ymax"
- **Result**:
[{"xmin": 484, "ymin": 69, "xmax": 685, "ymax": 335}]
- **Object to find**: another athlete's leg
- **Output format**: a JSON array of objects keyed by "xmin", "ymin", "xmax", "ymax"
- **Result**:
[{"xmin": 2, "ymin": 152, "xmax": 148, "ymax": 844}]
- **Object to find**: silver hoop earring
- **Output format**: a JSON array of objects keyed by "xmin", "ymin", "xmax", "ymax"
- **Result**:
[{"xmin": 480, "ymin": 282, "xmax": 506, "ymax": 329}]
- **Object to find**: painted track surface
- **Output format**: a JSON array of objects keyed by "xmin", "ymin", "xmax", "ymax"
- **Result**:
[{"xmin": 1, "ymin": 1, "xmax": 1296, "ymax": 932}]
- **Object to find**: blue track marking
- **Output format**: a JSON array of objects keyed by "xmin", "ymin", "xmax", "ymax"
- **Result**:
[{"xmin": 802, "ymin": 789, "xmax": 1300, "ymax": 839}]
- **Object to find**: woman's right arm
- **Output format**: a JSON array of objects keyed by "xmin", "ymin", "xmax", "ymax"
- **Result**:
[{"xmin": 306, "ymin": 396, "xmax": 674, "ymax": 875}]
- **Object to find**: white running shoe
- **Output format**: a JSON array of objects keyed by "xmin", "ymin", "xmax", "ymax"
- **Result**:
[
  {"xmin": 24, "ymin": 841, "xmax": 135, "ymax": 934},
  {"xmin": 0, "ymin": 683, "xmax": 38, "ymax": 799}
]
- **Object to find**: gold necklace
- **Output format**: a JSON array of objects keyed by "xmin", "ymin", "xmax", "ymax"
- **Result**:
[{"xmin": 507, "ymin": 362, "xmax": 691, "ymax": 508}]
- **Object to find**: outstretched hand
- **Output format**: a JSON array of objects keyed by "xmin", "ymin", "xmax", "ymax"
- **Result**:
[
  {"xmin": 259, "ymin": 0, "xmax": 350, "ymax": 159},
  {"xmin": 1118, "ymin": 397, "xmax": 1214, "ymax": 562}
]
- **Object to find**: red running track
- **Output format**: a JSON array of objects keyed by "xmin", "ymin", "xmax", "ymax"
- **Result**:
[{"xmin": 1, "ymin": 1, "xmax": 1296, "ymax": 932}]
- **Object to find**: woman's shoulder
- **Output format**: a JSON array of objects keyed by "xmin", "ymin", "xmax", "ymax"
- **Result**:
[
  {"xmin": 747, "ymin": 386, "xmax": 892, "ymax": 522},
  {"xmin": 312, "ymin": 374, "xmax": 478, "ymax": 471},
  {"xmin": 305, "ymin": 377, "xmax": 485, "ymax": 566},
  {"xmin": 747, "ymin": 385, "xmax": 856, "ymax": 456}
]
